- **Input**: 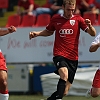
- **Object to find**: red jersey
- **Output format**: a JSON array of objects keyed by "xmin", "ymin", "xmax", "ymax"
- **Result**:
[
  {"xmin": 46, "ymin": 14, "xmax": 88, "ymax": 60},
  {"xmin": 18, "ymin": 0, "xmax": 34, "ymax": 10}
]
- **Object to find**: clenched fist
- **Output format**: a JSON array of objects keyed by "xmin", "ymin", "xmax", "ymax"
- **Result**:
[
  {"xmin": 85, "ymin": 19, "xmax": 91, "ymax": 26},
  {"xmin": 29, "ymin": 31, "xmax": 39, "ymax": 40},
  {"xmin": 8, "ymin": 26, "xmax": 17, "ymax": 33}
]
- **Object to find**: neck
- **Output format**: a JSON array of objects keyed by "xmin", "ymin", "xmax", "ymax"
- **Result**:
[{"xmin": 63, "ymin": 14, "xmax": 73, "ymax": 19}]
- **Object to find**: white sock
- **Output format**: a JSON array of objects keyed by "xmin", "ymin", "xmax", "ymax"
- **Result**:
[{"xmin": 0, "ymin": 93, "xmax": 9, "ymax": 100}]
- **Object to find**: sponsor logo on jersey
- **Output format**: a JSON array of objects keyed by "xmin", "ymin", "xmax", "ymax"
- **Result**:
[{"xmin": 59, "ymin": 29, "xmax": 73, "ymax": 34}]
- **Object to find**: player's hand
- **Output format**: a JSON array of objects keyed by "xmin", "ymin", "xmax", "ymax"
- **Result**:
[
  {"xmin": 85, "ymin": 19, "xmax": 91, "ymax": 26},
  {"xmin": 29, "ymin": 31, "xmax": 38, "ymax": 40},
  {"xmin": 8, "ymin": 26, "xmax": 16, "ymax": 33}
]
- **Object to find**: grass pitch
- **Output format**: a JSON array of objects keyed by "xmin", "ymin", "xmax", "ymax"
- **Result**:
[{"xmin": 9, "ymin": 95, "xmax": 100, "ymax": 100}]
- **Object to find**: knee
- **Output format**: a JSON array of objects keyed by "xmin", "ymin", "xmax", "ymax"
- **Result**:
[
  {"xmin": 91, "ymin": 92, "xmax": 100, "ymax": 98},
  {"xmin": 60, "ymin": 72, "xmax": 68, "ymax": 81},
  {"xmin": 0, "ymin": 77, "xmax": 7, "ymax": 90}
]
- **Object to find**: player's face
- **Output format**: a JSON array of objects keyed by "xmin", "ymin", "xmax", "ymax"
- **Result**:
[{"xmin": 62, "ymin": 3, "xmax": 75, "ymax": 19}]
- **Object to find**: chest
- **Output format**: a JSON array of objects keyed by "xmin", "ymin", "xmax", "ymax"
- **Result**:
[{"xmin": 54, "ymin": 19, "xmax": 79, "ymax": 34}]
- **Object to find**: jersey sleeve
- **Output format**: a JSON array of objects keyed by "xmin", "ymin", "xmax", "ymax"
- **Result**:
[
  {"xmin": 91, "ymin": 32, "xmax": 100, "ymax": 45},
  {"xmin": 78, "ymin": 16, "xmax": 88, "ymax": 32},
  {"xmin": 46, "ymin": 17, "xmax": 55, "ymax": 32}
]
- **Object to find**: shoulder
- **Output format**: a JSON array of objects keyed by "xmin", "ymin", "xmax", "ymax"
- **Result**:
[
  {"xmin": 51, "ymin": 14, "xmax": 61, "ymax": 21},
  {"xmin": 73, "ymin": 15, "xmax": 85, "ymax": 22},
  {"xmin": 73, "ymin": 15, "xmax": 83, "ymax": 19},
  {"xmin": 52, "ymin": 14, "xmax": 61, "ymax": 18}
]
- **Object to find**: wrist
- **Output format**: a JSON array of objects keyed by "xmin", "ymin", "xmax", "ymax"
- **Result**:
[
  {"xmin": 7, "ymin": 29, "xmax": 10, "ymax": 34},
  {"xmin": 88, "ymin": 24, "xmax": 92, "ymax": 28}
]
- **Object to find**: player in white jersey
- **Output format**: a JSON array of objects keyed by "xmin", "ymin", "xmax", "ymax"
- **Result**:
[
  {"xmin": 0, "ymin": 26, "xmax": 16, "ymax": 100},
  {"xmin": 86, "ymin": 32, "xmax": 100, "ymax": 98}
]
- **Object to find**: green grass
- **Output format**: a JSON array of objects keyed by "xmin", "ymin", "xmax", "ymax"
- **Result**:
[{"xmin": 9, "ymin": 95, "xmax": 100, "ymax": 100}]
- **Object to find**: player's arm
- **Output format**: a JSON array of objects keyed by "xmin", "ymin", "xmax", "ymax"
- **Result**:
[
  {"xmin": 89, "ymin": 43, "xmax": 100, "ymax": 52},
  {"xmin": 29, "ymin": 29, "xmax": 54, "ymax": 40},
  {"xmin": 85, "ymin": 19, "xmax": 96, "ymax": 36},
  {"xmin": 0, "ymin": 26, "xmax": 16, "ymax": 36}
]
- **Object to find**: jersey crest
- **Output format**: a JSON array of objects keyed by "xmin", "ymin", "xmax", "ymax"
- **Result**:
[{"xmin": 70, "ymin": 20, "xmax": 75, "ymax": 26}]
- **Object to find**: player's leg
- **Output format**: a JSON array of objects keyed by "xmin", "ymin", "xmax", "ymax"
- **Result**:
[
  {"xmin": 91, "ymin": 88, "xmax": 100, "ymax": 97},
  {"xmin": 47, "ymin": 68, "xmax": 72, "ymax": 100},
  {"xmin": 47, "ymin": 56, "xmax": 78, "ymax": 100},
  {"xmin": 91, "ymin": 69, "xmax": 100, "ymax": 97},
  {"xmin": 47, "ymin": 67, "xmax": 67, "ymax": 100},
  {"xmin": 86, "ymin": 69, "xmax": 100, "ymax": 98},
  {"xmin": 0, "ymin": 52, "xmax": 9, "ymax": 100},
  {"xmin": 0, "ymin": 70, "xmax": 9, "ymax": 100},
  {"xmin": 64, "ymin": 81, "xmax": 72, "ymax": 95}
]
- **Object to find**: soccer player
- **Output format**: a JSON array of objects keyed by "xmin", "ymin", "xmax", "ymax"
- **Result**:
[
  {"xmin": 29, "ymin": 0, "xmax": 96, "ymax": 100},
  {"xmin": 86, "ymin": 32, "xmax": 100, "ymax": 98},
  {"xmin": 0, "ymin": 26, "xmax": 16, "ymax": 100}
]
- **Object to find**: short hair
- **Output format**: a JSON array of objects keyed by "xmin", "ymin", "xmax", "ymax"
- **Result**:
[{"xmin": 63, "ymin": 0, "xmax": 76, "ymax": 6}]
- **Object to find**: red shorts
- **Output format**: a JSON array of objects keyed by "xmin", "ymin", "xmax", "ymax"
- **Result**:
[
  {"xmin": 0, "ymin": 52, "xmax": 7, "ymax": 71},
  {"xmin": 92, "ymin": 69, "xmax": 100, "ymax": 88}
]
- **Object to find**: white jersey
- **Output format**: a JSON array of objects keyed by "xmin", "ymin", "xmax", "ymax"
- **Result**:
[
  {"xmin": 91, "ymin": 32, "xmax": 100, "ymax": 69},
  {"xmin": 91, "ymin": 32, "xmax": 100, "ymax": 45}
]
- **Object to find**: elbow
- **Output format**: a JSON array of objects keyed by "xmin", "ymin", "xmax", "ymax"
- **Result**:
[
  {"xmin": 89, "ymin": 47, "xmax": 94, "ymax": 52},
  {"xmin": 92, "ymin": 34, "xmax": 96, "ymax": 37},
  {"xmin": 89, "ymin": 49, "xmax": 93, "ymax": 52},
  {"xmin": 88, "ymin": 29, "xmax": 96, "ymax": 36},
  {"xmin": 90, "ymin": 32, "xmax": 96, "ymax": 36},
  {"xmin": 89, "ymin": 48, "xmax": 96, "ymax": 52}
]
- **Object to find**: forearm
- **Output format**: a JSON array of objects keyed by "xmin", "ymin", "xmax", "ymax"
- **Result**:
[
  {"xmin": 0, "ymin": 29, "xmax": 9, "ymax": 36},
  {"xmin": 89, "ymin": 44, "xmax": 100, "ymax": 52},
  {"xmin": 88, "ymin": 25, "xmax": 96, "ymax": 36},
  {"xmin": 38, "ymin": 29, "xmax": 54, "ymax": 36}
]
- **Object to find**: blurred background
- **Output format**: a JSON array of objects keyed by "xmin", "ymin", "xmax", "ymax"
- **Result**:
[{"xmin": 0, "ymin": 0, "xmax": 100, "ymax": 99}]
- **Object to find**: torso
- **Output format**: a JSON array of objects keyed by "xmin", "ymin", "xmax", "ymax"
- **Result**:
[{"xmin": 46, "ymin": 14, "xmax": 88, "ymax": 60}]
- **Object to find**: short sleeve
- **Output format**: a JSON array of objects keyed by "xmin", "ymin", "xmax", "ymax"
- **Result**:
[{"xmin": 79, "ymin": 16, "xmax": 88, "ymax": 32}]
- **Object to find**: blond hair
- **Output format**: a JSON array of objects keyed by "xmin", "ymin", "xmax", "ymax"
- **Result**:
[{"xmin": 63, "ymin": 0, "xmax": 76, "ymax": 6}]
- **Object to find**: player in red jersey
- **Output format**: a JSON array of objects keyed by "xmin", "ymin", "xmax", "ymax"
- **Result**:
[
  {"xmin": 0, "ymin": 26, "xmax": 16, "ymax": 100},
  {"xmin": 86, "ymin": 32, "xmax": 100, "ymax": 98},
  {"xmin": 29, "ymin": 0, "xmax": 96, "ymax": 100}
]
